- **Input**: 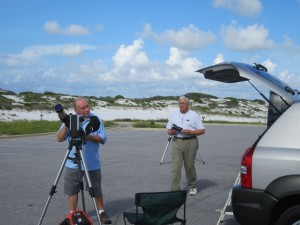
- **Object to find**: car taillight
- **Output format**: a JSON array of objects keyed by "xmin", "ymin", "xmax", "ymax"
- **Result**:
[{"xmin": 240, "ymin": 146, "xmax": 255, "ymax": 188}]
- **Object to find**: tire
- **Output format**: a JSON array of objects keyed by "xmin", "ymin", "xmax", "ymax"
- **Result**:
[{"xmin": 275, "ymin": 205, "xmax": 300, "ymax": 225}]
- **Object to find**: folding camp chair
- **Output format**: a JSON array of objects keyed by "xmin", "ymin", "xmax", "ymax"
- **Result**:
[{"xmin": 123, "ymin": 190, "xmax": 187, "ymax": 225}]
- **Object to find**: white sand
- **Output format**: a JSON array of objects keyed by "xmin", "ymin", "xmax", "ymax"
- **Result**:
[{"xmin": 0, "ymin": 106, "xmax": 267, "ymax": 123}]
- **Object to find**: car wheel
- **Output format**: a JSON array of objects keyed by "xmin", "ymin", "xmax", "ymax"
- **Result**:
[{"xmin": 275, "ymin": 205, "xmax": 300, "ymax": 225}]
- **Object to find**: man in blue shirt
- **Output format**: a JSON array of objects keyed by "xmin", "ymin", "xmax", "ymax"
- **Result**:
[{"xmin": 57, "ymin": 97, "xmax": 111, "ymax": 224}]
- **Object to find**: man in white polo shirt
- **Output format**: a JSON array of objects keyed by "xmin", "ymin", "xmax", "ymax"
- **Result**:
[{"xmin": 166, "ymin": 96, "xmax": 205, "ymax": 195}]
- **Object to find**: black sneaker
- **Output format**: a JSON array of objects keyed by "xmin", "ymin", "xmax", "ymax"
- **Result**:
[{"xmin": 100, "ymin": 212, "xmax": 112, "ymax": 224}]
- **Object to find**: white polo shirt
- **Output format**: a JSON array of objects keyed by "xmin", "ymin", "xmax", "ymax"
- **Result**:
[{"xmin": 166, "ymin": 109, "xmax": 205, "ymax": 138}]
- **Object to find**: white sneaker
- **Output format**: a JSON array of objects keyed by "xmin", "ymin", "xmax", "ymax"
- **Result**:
[{"xmin": 189, "ymin": 188, "xmax": 197, "ymax": 196}]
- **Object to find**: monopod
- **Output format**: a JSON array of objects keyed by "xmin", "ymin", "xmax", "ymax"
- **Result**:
[{"xmin": 160, "ymin": 135, "xmax": 173, "ymax": 164}]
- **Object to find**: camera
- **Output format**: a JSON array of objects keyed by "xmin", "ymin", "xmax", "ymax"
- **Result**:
[
  {"xmin": 54, "ymin": 104, "xmax": 100, "ymax": 138},
  {"xmin": 171, "ymin": 124, "xmax": 183, "ymax": 132}
]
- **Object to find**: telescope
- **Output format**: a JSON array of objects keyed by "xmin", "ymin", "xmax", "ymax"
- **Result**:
[{"xmin": 54, "ymin": 104, "xmax": 100, "ymax": 137}]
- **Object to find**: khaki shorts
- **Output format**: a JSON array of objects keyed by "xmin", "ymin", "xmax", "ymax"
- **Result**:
[{"xmin": 64, "ymin": 167, "xmax": 102, "ymax": 197}]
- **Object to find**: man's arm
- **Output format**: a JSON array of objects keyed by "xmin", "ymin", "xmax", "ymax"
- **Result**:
[
  {"xmin": 85, "ymin": 134, "xmax": 104, "ymax": 144},
  {"xmin": 84, "ymin": 118, "xmax": 106, "ymax": 144},
  {"xmin": 57, "ymin": 125, "xmax": 68, "ymax": 142},
  {"xmin": 181, "ymin": 128, "xmax": 205, "ymax": 136}
]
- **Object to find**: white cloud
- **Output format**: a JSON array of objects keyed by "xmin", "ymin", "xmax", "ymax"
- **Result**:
[
  {"xmin": 262, "ymin": 59, "xmax": 276, "ymax": 73},
  {"xmin": 166, "ymin": 47, "xmax": 185, "ymax": 66},
  {"xmin": 279, "ymin": 70, "xmax": 300, "ymax": 89},
  {"xmin": 221, "ymin": 22, "xmax": 274, "ymax": 51},
  {"xmin": 60, "ymin": 44, "xmax": 85, "ymax": 56},
  {"xmin": 44, "ymin": 20, "xmax": 90, "ymax": 36},
  {"xmin": 19, "ymin": 44, "xmax": 95, "ymax": 58},
  {"xmin": 140, "ymin": 24, "xmax": 215, "ymax": 50},
  {"xmin": 1, "ymin": 44, "xmax": 97, "ymax": 66},
  {"xmin": 283, "ymin": 35, "xmax": 294, "ymax": 48},
  {"xmin": 166, "ymin": 47, "xmax": 202, "ymax": 74},
  {"xmin": 213, "ymin": 0, "xmax": 262, "ymax": 17},
  {"xmin": 3, "ymin": 57, "xmax": 19, "ymax": 66},
  {"xmin": 166, "ymin": 50, "xmax": 202, "ymax": 76},
  {"xmin": 281, "ymin": 35, "xmax": 300, "ymax": 57},
  {"xmin": 58, "ymin": 42, "xmax": 204, "ymax": 95},
  {"xmin": 214, "ymin": 53, "xmax": 225, "ymax": 64},
  {"xmin": 113, "ymin": 39, "xmax": 149, "ymax": 68}
]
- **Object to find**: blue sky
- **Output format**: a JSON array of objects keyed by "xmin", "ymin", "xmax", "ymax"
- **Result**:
[{"xmin": 1, "ymin": 0, "xmax": 300, "ymax": 99}]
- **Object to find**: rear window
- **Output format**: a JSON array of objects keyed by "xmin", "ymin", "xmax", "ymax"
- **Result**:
[{"xmin": 267, "ymin": 91, "xmax": 289, "ymax": 127}]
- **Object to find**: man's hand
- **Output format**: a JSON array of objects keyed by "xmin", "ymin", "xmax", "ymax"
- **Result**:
[
  {"xmin": 167, "ymin": 129, "xmax": 176, "ymax": 135},
  {"xmin": 85, "ymin": 116, "xmax": 100, "ymax": 136}
]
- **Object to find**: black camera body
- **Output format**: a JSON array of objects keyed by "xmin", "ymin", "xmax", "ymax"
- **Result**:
[
  {"xmin": 172, "ymin": 124, "xmax": 183, "ymax": 132},
  {"xmin": 55, "ymin": 104, "xmax": 85, "ymax": 138},
  {"xmin": 55, "ymin": 104, "xmax": 100, "ymax": 138},
  {"xmin": 69, "ymin": 114, "xmax": 85, "ymax": 138}
]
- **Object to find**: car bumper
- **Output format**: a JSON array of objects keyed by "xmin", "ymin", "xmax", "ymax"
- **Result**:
[{"xmin": 231, "ymin": 185, "xmax": 278, "ymax": 225}]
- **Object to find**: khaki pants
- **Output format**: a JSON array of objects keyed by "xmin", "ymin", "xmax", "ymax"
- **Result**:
[{"xmin": 171, "ymin": 138, "xmax": 198, "ymax": 191}]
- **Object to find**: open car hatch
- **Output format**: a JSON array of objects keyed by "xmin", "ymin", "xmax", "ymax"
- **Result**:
[{"xmin": 197, "ymin": 62, "xmax": 296, "ymax": 105}]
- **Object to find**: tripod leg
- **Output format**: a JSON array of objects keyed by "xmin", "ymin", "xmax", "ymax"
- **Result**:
[
  {"xmin": 79, "ymin": 149, "xmax": 102, "ymax": 225},
  {"xmin": 77, "ymin": 160, "xmax": 86, "ymax": 212},
  {"xmin": 37, "ymin": 149, "xmax": 71, "ymax": 225},
  {"xmin": 160, "ymin": 135, "xmax": 173, "ymax": 165}
]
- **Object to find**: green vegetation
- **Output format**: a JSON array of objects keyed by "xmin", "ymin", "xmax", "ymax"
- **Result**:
[
  {"xmin": 0, "ymin": 89, "xmax": 265, "ymax": 113},
  {"xmin": 0, "ymin": 120, "xmax": 117, "ymax": 136},
  {"xmin": 224, "ymin": 97, "xmax": 239, "ymax": 108},
  {"xmin": 0, "ymin": 95, "xmax": 13, "ymax": 110},
  {"xmin": 0, "ymin": 120, "xmax": 61, "ymax": 135},
  {"xmin": 0, "ymin": 118, "xmax": 265, "ymax": 136},
  {"xmin": 132, "ymin": 120, "xmax": 166, "ymax": 129},
  {"xmin": 185, "ymin": 92, "xmax": 217, "ymax": 102},
  {"xmin": 204, "ymin": 120, "xmax": 263, "ymax": 125}
]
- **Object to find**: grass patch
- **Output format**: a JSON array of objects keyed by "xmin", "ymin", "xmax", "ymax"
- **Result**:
[
  {"xmin": 0, "ymin": 120, "xmax": 117, "ymax": 136},
  {"xmin": 0, "ymin": 120, "xmax": 61, "ymax": 135},
  {"xmin": 132, "ymin": 121, "xmax": 166, "ymax": 128},
  {"xmin": 204, "ymin": 120, "xmax": 265, "ymax": 125},
  {"xmin": 0, "ymin": 119, "xmax": 264, "ymax": 136}
]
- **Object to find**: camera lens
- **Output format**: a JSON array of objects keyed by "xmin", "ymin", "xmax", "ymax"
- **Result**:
[{"xmin": 55, "ymin": 104, "xmax": 63, "ymax": 113}]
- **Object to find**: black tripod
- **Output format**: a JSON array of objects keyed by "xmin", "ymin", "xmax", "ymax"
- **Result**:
[
  {"xmin": 37, "ymin": 136, "xmax": 102, "ymax": 225},
  {"xmin": 160, "ymin": 135, "xmax": 206, "ymax": 165}
]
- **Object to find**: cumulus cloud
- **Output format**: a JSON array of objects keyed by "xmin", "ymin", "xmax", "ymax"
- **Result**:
[
  {"xmin": 279, "ymin": 70, "xmax": 300, "ymax": 88},
  {"xmin": 140, "ymin": 24, "xmax": 215, "ymax": 50},
  {"xmin": 166, "ymin": 48, "xmax": 186, "ymax": 66},
  {"xmin": 0, "ymin": 35, "xmax": 207, "ymax": 97},
  {"xmin": 113, "ymin": 39, "xmax": 149, "ymax": 68},
  {"xmin": 166, "ymin": 47, "xmax": 202, "ymax": 80},
  {"xmin": 213, "ymin": 0, "xmax": 262, "ymax": 17},
  {"xmin": 44, "ymin": 20, "xmax": 90, "ymax": 35},
  {"xmin": 262, "ymin": 59, "xmax": 276, "ymax": 73},
  {"xmin": 214, "ymin": 53, "xmax": 225, "ymax": 64},
  {"xmin": 111, "ymin": 40, "xmax": 202, "ymax": 85},
  {"xmin": 221, "ymin": 22, "xmax": 274, "ymax": 51}
]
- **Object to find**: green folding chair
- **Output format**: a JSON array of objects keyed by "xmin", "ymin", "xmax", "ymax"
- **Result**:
[{"xmin": 123, "ymin": 190, "xmax": 187, "ymax": 225}]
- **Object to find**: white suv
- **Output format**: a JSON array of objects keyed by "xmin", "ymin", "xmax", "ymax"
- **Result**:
[{"xmin": 198, "ymin": 62, "xmax": 300, "ymax": 225}]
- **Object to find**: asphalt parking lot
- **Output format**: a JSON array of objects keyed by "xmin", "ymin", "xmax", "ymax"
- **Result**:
[{"xmin": 0, "ymin": 124, "xmax": 265, "ymax": 225}]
